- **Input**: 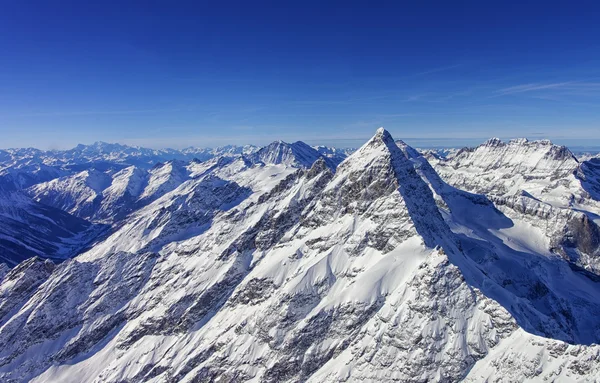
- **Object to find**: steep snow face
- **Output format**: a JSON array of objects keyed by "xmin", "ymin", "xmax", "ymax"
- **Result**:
[
  {"xmin": 430, "ymin": 137, "xmax": 600, "ymax": 274},
  {"xmin": 249, "ymin": 140, "xmax": 331, "ymax": 168},
  {"xmin": 186, "ymin": 156, "xmax": 236, "ymax": 179},
  {"xmin": 139, "ymin": 161, "xmax": 190, "ymax": 201},
  {"xmin": 465, "ymin": 330, "xmax": 600, "ymax": 381},
  {"xmin": 398, "ymin": 141, "xmax": 600, "ymax": 344},
  {"xmin": 2, "ymin": 130, "xmax": 600, "ymax": 382},
  {"xmin": 27, "ymin": 162, "xmax": 196, "ymax": 223},
  {"xmin": 0, "ymin": 191, "xmax": 102, "ymax": 266},
  {"xmin": 433, "ymin": 137, "xmax": 580, "ymax": 204},
  {"xmin": 26, "ymin": 169, "xmax": 112, "ymax": 218},
  {"xmin": 93, "ymin": 166, "xmax": 147, "ymax": 222},
  {"xmin": 0, "ymin": 257, "xmax": 55, "ymax": 327},
  {"xmin": 317, "ymin": 128, "xmax": 454, "ymax": 250},
  {"xmin": 80, "ymin": 175, "xmax": 254, "ymax": 257},
  {"xmin": 578, "ymin": 157, "xmax": 600, "ymax": 202},
  {"xmin": 311, "ymin": 250, "xmax": 518, "ymax": 382}
]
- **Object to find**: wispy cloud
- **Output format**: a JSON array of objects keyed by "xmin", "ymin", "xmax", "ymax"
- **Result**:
[
  {"xmin": 410, "ymin": 63, "xmax": 465, "ymax": 77},
  {"xmin": 494, "ymin": 80, "xmax": 600, "ymax": 96},
  {"xmin": 10, "ymin": 106, "xmax": 199, "ymax": 118},
  {"xmin": 495, "ymin": 82, "xmax": 576, "ymax": 95},
  {"xmin": 284, "ymin": 93, "xmax": 426, "ymax": 107}
]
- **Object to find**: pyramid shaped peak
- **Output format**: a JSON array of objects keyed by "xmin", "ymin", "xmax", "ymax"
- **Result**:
[
  {"xmin": 357, "ymin": 127, "xmax": 401, "ymax": 155},
  {"xmin": 374, "ymin": 127, "xmax": 393, "ymax": 141},
  {"xmin": 323, "ymin": 127, "xmax": 454, "ymax": 249},
  {"xmin": 336, "ymin": 127, "xmax": 412, "ymax": 174}
]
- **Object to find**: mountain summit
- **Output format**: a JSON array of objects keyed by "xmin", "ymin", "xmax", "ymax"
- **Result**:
[{"xmin": 248, "ymin": 140, "xmax": 332, "ymax": 168}]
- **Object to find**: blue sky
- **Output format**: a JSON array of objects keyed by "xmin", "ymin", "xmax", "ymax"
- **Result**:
[{"xmin": 1, "ymin": 1, "xmax": 600, "ymax": 149}]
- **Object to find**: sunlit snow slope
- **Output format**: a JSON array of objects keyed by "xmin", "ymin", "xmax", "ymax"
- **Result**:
[{"xmin": 0, "ymin": 129, "xmax": 599, "ymax": 382}]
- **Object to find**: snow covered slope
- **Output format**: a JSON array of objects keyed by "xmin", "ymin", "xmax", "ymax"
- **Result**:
[
  {"xmin": 27, "ymin": 162, "xmax": 193, "ymax": 223},
  {"xmin": 26, "ymin": 169, "xmax": 112, "ymax": 218},
  {"xmin": 1, "ymin": 129, "xmax": 600, "ymax": 382},
  {"xmin": 0, "ymin": 143, "xmax": 260, "ymax": 207},
  {"xmin": 249, "ymin": 140, "xmax": 334, "ymax": 168},
  {"xmin": 430, "ymin": 137, "xmax": 580, "ymax": 202},
  {"xmin": 24, "ymin": 141, "xmax": 329, "ymax": 224},
  {"xmin": 430, "ymin": 137, "xmax": 600, "ymax": 274}
]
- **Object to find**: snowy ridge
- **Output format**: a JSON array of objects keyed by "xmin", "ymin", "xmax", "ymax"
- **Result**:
[
  {"xmin": 26, "ymin": 169, "xmax": 112, "ymax": 218},
  {"xmin": 0, "ymin": 162, "xmax": 68, "ymax": 191},
  {"xmin": 248, "ymin": 140, "xmax": 334, "ymax": 169},
  {"xmin": 430, "ymin": 137, "xmax": 600, "ymax": 273},
  {"xmin": 432, "ymin": 137, "xmax": 579, "ymax": 199},
  {"xmin": 28, "ymin": 162, "xmax": 192, "ymax": 223},
  {"xmin": 139, "ymin": 161, "xmax": 190, "ymax": 200},
  {"xmin": 22, "ymin": 140, "xmax": 332, "ymax": 223}
]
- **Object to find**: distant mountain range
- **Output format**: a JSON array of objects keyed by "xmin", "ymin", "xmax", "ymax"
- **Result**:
[{"xmin": 1, "ymin": 131, "xmax": 600, "ymax": 381}]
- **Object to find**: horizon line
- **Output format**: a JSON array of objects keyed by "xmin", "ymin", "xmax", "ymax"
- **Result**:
[{"xmin": 4, "ymin": 135, "xmax": 600, "ymax": 152}]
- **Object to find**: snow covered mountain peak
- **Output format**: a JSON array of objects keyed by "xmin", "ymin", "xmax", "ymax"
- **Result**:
[
  {"xmin": 373, "ymin": 126, "xmax": 393, "ymax": 142},
  {"xmin": 509, "ymin": 137, "xmax": 529, "ymax": 145},
  {"xmin": 248, "ymin": 139, "xmax": 329, "ymax": 168},
  {"xmin": 429, "ymin": 135, "xmax": 600, "ymax": 274},
  {"xmin": 352, "ymin": 127, "xmax": 398, "ymax": 156},
  {"xmin": 328, "ymin": 128, "xmax": 454, "ymax": 249},
  {"xmin": 336, "ymin": 127, "xmax": 399, "ymax": 169},
  {"xmin": 483, "ymin": 137, "xmax": 504, "ymax": 147},
  {"xmin": 375, "ymin": 126, "xmax": 387, "ymax": 135},
  {"xmin": 346, "ymin": 128, "xmax": 421, "ymax": 168},
  {"xmin": 435, "ymin": 136, "xmax": 580, "ymax": 193}
]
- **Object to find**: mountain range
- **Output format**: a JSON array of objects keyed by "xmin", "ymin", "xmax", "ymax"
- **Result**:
[{"xmin": 0, "ymin": 129, "xmax": 599, "ymax": 382}]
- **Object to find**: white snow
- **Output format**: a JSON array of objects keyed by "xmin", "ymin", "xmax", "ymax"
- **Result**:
[{"xmin": 0, "ymin": 129, "xmax": 600, "ymax": 382}]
